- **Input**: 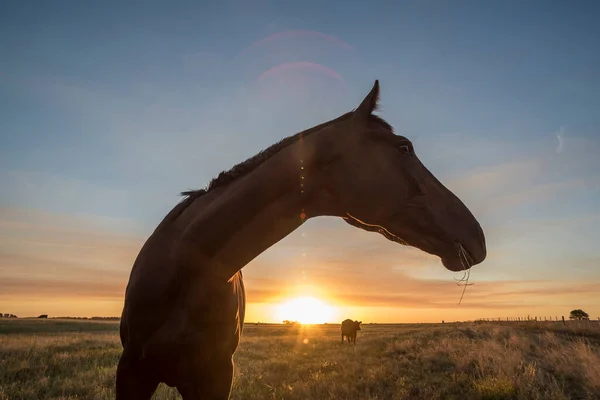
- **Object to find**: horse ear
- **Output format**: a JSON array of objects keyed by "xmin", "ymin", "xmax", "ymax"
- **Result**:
[{"xmin": 354, "ymin": 80, "xmax": 380, "ymax": 119}]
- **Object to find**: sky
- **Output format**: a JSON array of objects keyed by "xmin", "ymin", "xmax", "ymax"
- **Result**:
[{"xmin": 1, "ymin": 0, "xmax": 599, "ymax": 323}]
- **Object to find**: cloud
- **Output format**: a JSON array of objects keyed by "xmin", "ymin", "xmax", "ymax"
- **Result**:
[
  {"xmin": 441, "ymin": 135, "xmax": 600, "ymax": 220},
  {"xmin": 0, "ymin": 169, "xmax": 179, "ymax": 233},
  {"xmin": 0, "ymin": 277, "xmax": 125, "ymax": 299},
  {"xmin": 0, "ymin": 207, "xmax": 143, "ymax": 297},
  {"xmin": 556, "ymin": 126, "xmax": 565, "ymax": 153},
  {"xmin": 485, "ymin": 212, "xmax": 600, "ymax": 245},
  {"xmin": 450, "ymin": 159, "xmax": 542, "ymax": 192},
  {"xmin": 0, "ymin": 206, "xmax": 143, "ymax": 236},
  {"xmin": 1, "ymin": 206, "xmax": 599, "ymax": 320},
  {"xmin": 243, "ymin": 264, "xmax": 600, "ymax": 311},
  {"xmin": 483, "ymin": 178, "xmax": 593, "ymax": 216}
]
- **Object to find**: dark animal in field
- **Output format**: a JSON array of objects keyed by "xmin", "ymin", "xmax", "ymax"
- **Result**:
[
  {"xmin": 341, "ymin": 319, "xmax": 362, "ymax": 344},
  {"xmin": 116, "ymin": 80, "xmax": 487, "ymax": 399}
]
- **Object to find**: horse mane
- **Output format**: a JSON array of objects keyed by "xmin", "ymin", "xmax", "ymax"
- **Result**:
[{"xmin": 178, "ymin": 112, "xmax": 392, "ymax": 205}]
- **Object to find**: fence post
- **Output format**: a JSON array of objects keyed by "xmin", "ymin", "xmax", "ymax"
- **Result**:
[{"xmin": 562, "ymin": 316, "xmax": 565, "ymax": 325}]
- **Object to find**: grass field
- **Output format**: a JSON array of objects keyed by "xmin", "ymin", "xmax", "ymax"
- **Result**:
[{"xmin": 1, "ymin": 319, "xmax": 599, "ymax": 399}]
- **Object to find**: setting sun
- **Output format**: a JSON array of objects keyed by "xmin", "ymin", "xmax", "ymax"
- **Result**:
[{"xmin": 275, "ymin": 296, "xmax": 337, "ymax": 324}]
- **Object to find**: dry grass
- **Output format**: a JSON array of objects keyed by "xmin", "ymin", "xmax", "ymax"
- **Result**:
[{"xmin": 1, "ymin": 319, "xmax": 599, "ymax": 399}]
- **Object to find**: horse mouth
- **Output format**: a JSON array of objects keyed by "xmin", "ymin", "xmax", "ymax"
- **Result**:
[{"xmin": 441, "ymin": 243, "xmax": 475, "ymax": 272}]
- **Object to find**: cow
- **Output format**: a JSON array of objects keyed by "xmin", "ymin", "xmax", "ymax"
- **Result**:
[{"xmin": 341, "ymin": 319, "xmax": 362, "ymax": 345}]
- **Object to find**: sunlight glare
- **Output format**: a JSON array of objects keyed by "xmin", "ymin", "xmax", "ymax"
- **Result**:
[{"xmin": 275, "ymin": 296, "xmax": 336, "ymax": 324}]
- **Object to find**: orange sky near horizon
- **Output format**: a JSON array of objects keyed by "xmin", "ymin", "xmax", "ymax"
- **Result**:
[{"xmin": 1, "ymin": 206, "xmax": 598, "ymax": 323}]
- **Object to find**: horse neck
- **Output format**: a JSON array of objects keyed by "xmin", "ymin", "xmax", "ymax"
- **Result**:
[{"xmin": 175, "ymin": 128, "xmax": 339, "ymax": 281}]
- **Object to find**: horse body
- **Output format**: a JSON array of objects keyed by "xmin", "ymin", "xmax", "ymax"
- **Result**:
[
  {"xmin": 117, "ymin": 214, "xmax": 246, "ymax": 398},
  {"xmin": 116, "ymin": 80, "xmax": 487, "ymax": 399}
]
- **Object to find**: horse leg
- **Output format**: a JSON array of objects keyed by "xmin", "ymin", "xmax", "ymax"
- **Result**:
[
  {"xmin": 178, "ymin": 357, "xmax": 234, "ymax": 400},
  {"xmin": 115, "ymin": 348, "xmax": 159, "ymax": 400}
]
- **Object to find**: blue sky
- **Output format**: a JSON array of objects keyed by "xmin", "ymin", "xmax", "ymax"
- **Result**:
[{"xmin": 1, "ymin": 1, "xmax": 599, "ymax": 321}]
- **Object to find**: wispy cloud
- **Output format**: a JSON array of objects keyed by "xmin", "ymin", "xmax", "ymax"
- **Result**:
[
  {"xmin": 244, "ymin": 262, "xmax": 600, "ymax": 313},
  {"xmin": 484, "ymin": 178, "xmax": 594, "ymax": 216},
  {"xmin": 556, "ymin": 126, "xmax": 565, "ymax": 153},
  {"xmin": 442, "ymin": 135, "xmax": 600, "ymax": 219},
  {"xmin": 3, "ymin": 206, "xmax": 598, "ymax": 320},
  {"xmin": 0, "ymin": 208, "xmax": 143, "ymax": 313}
]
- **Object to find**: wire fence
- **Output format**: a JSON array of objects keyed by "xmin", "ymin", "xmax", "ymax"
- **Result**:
[{"xmin": 470, "ymin": 316, "xmax": 600, "ymax": 328}]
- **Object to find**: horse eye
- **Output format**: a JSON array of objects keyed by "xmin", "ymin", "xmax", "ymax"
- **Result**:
[{"xmin": 398, "ymin": 144, "xmax": 412, "ymax": 155}]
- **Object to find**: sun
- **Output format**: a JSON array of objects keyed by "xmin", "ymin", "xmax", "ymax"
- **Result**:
[{"xmin": 275, "ymin": 296, "xmax": 336, "ymax": 324}]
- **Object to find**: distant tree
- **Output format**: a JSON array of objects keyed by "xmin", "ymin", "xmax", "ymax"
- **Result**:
[
  {"xmin": 37, "ymin": 314, "xmax": 48, "ymax": 319},
  {"xmin": 569, "ymin": 309, "xmax": 589, "ymax": 320}
]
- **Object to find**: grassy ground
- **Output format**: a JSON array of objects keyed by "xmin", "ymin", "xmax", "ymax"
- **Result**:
[{"xmin": 1, "ymin": 319, "xmax": 599, "ymax": 399}]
